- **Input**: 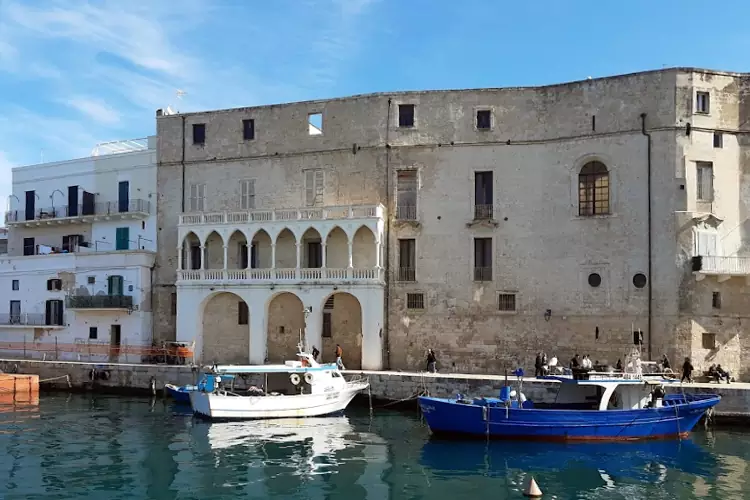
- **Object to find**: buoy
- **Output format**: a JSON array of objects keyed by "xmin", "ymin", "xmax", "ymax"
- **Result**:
[{"xmin": 523, "ymin": 476, "xmax": 543, "ymax": 497}]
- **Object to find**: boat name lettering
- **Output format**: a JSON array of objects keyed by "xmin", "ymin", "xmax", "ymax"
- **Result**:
[
  {"xmin": 326, "ymin": 392, "xmax": 339, "ymax": 401},
  {"xmin": 324, "ymin": 386, "xmax": 335, "ymax": 392}
]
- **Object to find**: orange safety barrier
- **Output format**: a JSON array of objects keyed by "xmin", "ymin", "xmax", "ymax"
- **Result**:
[{"xmin": 0, "ymin": 341, "xmax": 194, "ymax": 362}]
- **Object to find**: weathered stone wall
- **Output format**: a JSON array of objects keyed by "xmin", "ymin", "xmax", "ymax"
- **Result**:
[
  {"xmin": 202, "ymin": 292, "xmax": 249, "ymax": 364},
  {"xmin": 266, "ymin": 292, "xmax": 305, "ymax": 363},
  {"xmin": 152, "ymin": 68, "xmax": 750, "ymax": 378}
]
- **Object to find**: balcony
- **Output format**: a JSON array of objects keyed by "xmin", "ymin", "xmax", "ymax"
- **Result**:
[
  {"xmin": 0, "ymin": 313, "xmax": 65, "ymax": 329},
  {"xmin": 396, "ymin": 267, "xmax": 416, "ymax": 282},
  {"xmin": 395, "ymin": 206, "xmax": 417, "ymax": 221},
  {"xmin": 179, "ymin": 204, "xmax": 383, "ymax": 226},
  {"xmin": 473, "ymin": 267, "xmax": 493, "ymax": 282},
  {"xmin": 474, "ymin": 204, "xmax": 494, "ymax": 220},
  {"xmin": 692, "ymin": 255, "xmax": 750, "ymax": 282},
  {"xmin": 5, "ymin": 199, "xmax": 150, "ymax": 227},
  {"xmin": 65, "ymin": 295, "xmax": 134, "ymax": 310},
  {"xmin": 177, "ymin": 267, "xmax": 383, "ymax": 285}
]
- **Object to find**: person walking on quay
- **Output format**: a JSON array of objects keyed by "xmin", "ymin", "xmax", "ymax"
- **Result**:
[
  {"xmin": 535, "ymin": 352, "xmax": 543, "ymax": 377},
  {"xmin": 335, "ymin": 344, "xmax": 345, "ymax": 370},
  {"xmin": 426, "ymin": 349, "xmax": 437, "ymax": 373},
  {"xmin": 311, "ymin": 346, "xmax": 320, "ymax": 362},
  {"xmin": 681, "ymin": 357, "xmax": 694, "ymax": 383}
]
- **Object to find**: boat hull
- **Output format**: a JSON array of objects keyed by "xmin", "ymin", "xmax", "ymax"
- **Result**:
[
  {"xmin": 418, "ymin": 393, "xmax": 721, "ymax": 442},
  {"xmin": 190, "ymin": 382, "xmax": 368, "ymax": 420},
  {"xmin": 165, "ymin": 384, "xmax": 194, "ymax": 403}
]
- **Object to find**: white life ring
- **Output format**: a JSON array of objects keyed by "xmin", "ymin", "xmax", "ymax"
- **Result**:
[
  {"xmin": 290, "ymin": 373, "xmax": 301, "ymax": 385},
  {"xmin": 304, "ymin": 372, "xmax": 314, "ymax": 385}
]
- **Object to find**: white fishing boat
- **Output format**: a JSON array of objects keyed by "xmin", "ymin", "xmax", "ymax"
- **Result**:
[{"xmin": 189, "ymin": 344, "xmax": 369, "ymax": 420}]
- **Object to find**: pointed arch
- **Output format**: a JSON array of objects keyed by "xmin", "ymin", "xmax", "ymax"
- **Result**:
[
  {"xmin": 352, "ymin": 225, "xmax": 376, "ymax": 268},
  {"xmin": 325, "ymin": 226, "xmax": 348, "ymax": 269}
]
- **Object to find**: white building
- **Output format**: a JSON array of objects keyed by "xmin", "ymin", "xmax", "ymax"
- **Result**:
[
  {"xmin": 0, "ymin": 137, "xmax": 157, "ymax": 362},
  {"xmin": 0, "ymin": 228, "xmax": 7, "ymax": 255}
]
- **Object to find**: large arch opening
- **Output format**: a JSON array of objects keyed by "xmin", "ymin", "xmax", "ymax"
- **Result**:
[
  {"xmin": 274, "ymin": 229, "xmax": 297, "ymax": 269},
  {"xmin": 326, "ymin": 226, "xmax": 348, "ymax": 270},
  {"xmin": 352, "ymin": 226, "xmax": 376, "ymax": 268},
  {"xmin": 202, "ymin": 292, "xmax": 249, "ymax": 364},
  {"xmin": 321, "ymin": 292, "xmax": 362, "ymax": 369},
  {"xmin": 226, "ymin": 230, "xmax": 247, "ymax": 269},
  {"xmin": 266, "ymin": 292, "xmax": 305, "ymax": 363},
  {"xmin": 252, "ymin": 229, "xmax": 273, "ymax": 268},
  {"xmin": 204, "ymin": 231, "xmax": 224, "ymax": 269},
  {"xmin": 301, "ymin": 228, "xmax": 323, "ymax": 268},
  {"xmin": 182, "ymin": 232, "xmax": 201, "ymax": 269}
]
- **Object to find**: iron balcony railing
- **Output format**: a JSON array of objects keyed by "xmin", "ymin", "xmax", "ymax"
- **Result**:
[
  {"xmin": 396, "ymin": 205, "xmax": 417, "ymax": 221},
  {"xmin": 0, "ymin": 313, "xmax": 64, "ymax": 326},
  {"xmin": 692, "ymin": 255, "xmax": 750, "ymax": 275},
  {"xmin": 474, "ymin": 204, "xmax": 494, "ymax": 220},
  {"xmin": 66, "ymin": 295, "xmax": 133, "ymax": 309},
  {"xmin": 473, "ymin": 266, "xmax": 493, "ymax": 282},
  {"xmin": 397, "ymin": 267, "xmax": 416, "ymax": 282},
  {"xmin": 5, "ymin": 199, "xmax": 150, "ymax": 223}
]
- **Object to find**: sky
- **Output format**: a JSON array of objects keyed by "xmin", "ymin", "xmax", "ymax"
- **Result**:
[{"xmin": 1, "ymin": 0, "xmax": 750, "ymax": 213}]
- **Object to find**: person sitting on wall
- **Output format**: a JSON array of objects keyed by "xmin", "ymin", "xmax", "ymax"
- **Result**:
[
  {"xmin": 616, "ymin": 359, "xmax": 623, "ymax": 372},
  {"xmin": 570, "ymin": 354, "xmax": 585, "ymax": 380},
  {"xmin": 716, "ymin": 364, "xmax": 731, "ymax": 384},
  {"xmin": 426, "ymin": 349, "xmax": 437, "ymax": 373}
]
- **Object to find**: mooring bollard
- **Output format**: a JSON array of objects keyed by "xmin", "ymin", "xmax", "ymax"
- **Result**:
[{"xmin": 523, "ymin": 476, "xmax": 543, "ymax": 498}]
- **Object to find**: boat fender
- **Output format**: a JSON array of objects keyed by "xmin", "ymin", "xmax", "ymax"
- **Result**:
[
  {"xmin": 519, "ymin": 392, "xmax": 527, "ymax": 403},
  {"xmin": 304, "ymin": 372, "xmax": 314, "ymax": 385},
  {"xmin": 290, "ymin": 373, "xmax": 301, "ymax": 385}
]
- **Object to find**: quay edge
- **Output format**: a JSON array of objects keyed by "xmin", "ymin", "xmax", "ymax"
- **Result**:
[{"xmin": 2, "ymin": 358, "xmax": 748, "ymax": 424}]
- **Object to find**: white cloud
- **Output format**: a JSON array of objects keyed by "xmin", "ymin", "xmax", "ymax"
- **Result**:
[{"xmin": 64, "ymin": 97, "xmax": 120, "ymax": 125}]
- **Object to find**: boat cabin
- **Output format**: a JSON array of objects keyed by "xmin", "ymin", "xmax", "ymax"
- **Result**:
[{"xmin": 541, "ymin": 375, "xmax": 669, "ymax": 411}]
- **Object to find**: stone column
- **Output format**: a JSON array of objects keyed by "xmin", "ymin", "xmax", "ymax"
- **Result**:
[
  {"xmin": 305, "ymin": 300, "xmax": 323, "ymax": 358},
  {"xmin": 223, "ymin": 245, "xmax": 228, "ymax": 270},
  {"xmin": 321, "ymin": 242, "xmax": 327, "ymax": 269},
  {"xmin": 347, "ymin": 242, "xmax": 354, "ymax": 279},
  {"xmin": 271, "ymin": 243, "xmax": 276, "ymax": 280},
  {"xmin": 360, "ymin": 288, "xmax": 385, "ymax": 370},
  {"xmin": 177, "ymin": 246, "xmax": 183, "ymax": 271},
  {"xmin": 199, "ymin": 245, "xmax": 205, "ymax": 270},
  {"xmin": 374, "ymin": 239, "xmax": 381, "ymax": 268},
  {"xmin": 249, "ymin": 299, "xmax": 266, "ymax": 365},
  {"xmin": 296, "ymin": 242, "xmax": 302, "ymax": 279},
  {"xmin": 245, "ymin": 244, "xmax": 252, "ymax": 269}
]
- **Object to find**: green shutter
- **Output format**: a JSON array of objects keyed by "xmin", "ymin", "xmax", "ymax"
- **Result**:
[
  {"xmin": 108, "ymin": 275, "xmax": 123, "ymax": 296},
  {"xmin": 115, "ymin": 227, "xmax": 129, "ymax": 250}
]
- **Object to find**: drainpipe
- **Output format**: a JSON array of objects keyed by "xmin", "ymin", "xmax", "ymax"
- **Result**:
[
  {"xmin": 640, "ymin": 113, "xmax": 652, "ymax": 360},
  {"xmin": 383, "ymin": 98, "xmax": 393, "ymax": 370},
  {"xmin": 180, "ymin": 115, "xmax": 187, "ymax": 212}
]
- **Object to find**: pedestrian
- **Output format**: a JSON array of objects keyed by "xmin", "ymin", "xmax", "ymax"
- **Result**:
[
  {"xmin": 426, "ymin": 349, "xmax": 437, "ymax": 373},
  {"xmin": 681, "ymin": 357, "xmax": 694, "ymax": 383},
  {"xmin": 535, "ymin": 352, "xmax": 543, "ymax": 377},
  {"xmin": 335, "ymin": 344, "xmax": 345, "ymax": 370},
  {"xmin": 311, "ymin": 346, "xmax": 320, "ymax": 362}
]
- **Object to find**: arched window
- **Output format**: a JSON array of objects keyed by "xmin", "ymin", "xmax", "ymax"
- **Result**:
[{"xmin": 578, "ymin": 161, "xmax": 610, "ymax": 216}]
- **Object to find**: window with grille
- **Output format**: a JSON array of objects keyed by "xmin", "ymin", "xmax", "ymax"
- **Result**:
[
  {"xmin": 696, "ymin": 92, "xmax": 710, "ymax": 114},
  {"xmin": 322, "ymin": 296, "xmax": 334, "ymax": 337},
  {"xmin": 578, "ymin": 161, "xmax": 610, "ymax": 216},
  {"xmin": 474, "ymin": 171, "xmax": 493, "ymax": 219},
  {"xmin": 240, "ymin": 179, "xmax": 255, "ymax": 210},
  {"xmin": 473, "ymin": 238, "xmax": 492, "ymax": 281},
  {"xmin": 696, "ymin": 162, "xmax": 713, "ymax": 202},
  {"xmin": 189, "ymin": 183, "xmax": 206, "ymax": 212},
  {"xmin": 398, "ymin": 239, "xmax": 416, "ymax": 281},
  {"xmin": 304, "ymin": 169, "xmax": 324, "ymax": 206},
  {"xmin": 497, "ymin": 293, "xmax": 516, "ymax": 312},
  {"xmin": 396, "ymin": 170, "xmax": 418, "ymax": 220},
  {"xmin": 702, "ymin": 332, "xmax": 716, "ymax": 350},
  {"xmin": 406, "ymin": 293, "xmax": 424, "ymax": 310}
]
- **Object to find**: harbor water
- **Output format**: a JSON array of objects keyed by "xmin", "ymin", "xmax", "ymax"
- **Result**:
[{"xmin": 0, "ymin": 395, "xmax": 749, "ymax": 499}]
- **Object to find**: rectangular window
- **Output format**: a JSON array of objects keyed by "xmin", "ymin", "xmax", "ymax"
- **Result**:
[
  {"xmin": 396, "ymin": 170, "xmax": 418, "ymax": 220},
  {"xmin": 68, "ymin": 185, "xmax": 79, "ymax": 217},
  {"xmin": 307, "ymin": 241, "xmax": 322, "ymax": 268},
  {"xmin": 118, "ymin": 180, "xmax": 130, "ymax": 213},
  {"xmin": 322, "ymin": 311, "xmax": 332, "ymax": 337},
  {"xmin": 87, "ymin": 276, "xmax": 96, "ymax": 284},
  {"xmin": 474, "ymin": 171, "xmax": 494, "ymax": 219},
  {"xmin": 189, "ymin": 183, "xmax": 206, "ymax": 212},
  {"xmin": 304, "ymin": 169, "xmax": 324, "ymax": 207},
  {"xmin": 398, "ymin": 239, "xmax": 416, "ymax": 281},
  {"xmin": 695, "ymin": 230, "xmax": 718, "ymax": 257},
  {"xmin": 115, "ymin": 227, "xmax": 130, "ymax": 251},
  {"xmin": 45, "ymin": 299, "xmax": 64, "ymax": 326},
  {"xmin": 398, "ymin": 104, "xmax": 415, "ymax": 127},
  {"xmin": 476, "ymin": 109, "xmax": 491, "ymax": 130},
  {"xmin": 238, "ymin": 301, "xmax": 249, "ymax": 325},
  {"xmin": 474, "ymin": 238, "xmax": 492, "ymax": 281},
  {"xmin": 240, "ymin": 179, "xmax": 256, "ymax": 210},
  {"xmin": 193, "ymin": 123, "xmax": 206, "ymax": 144},
  {"xmin": 111, "ymin": 325, "xmax": 121, "ymax": 347},
  {"xmin": 62, "ymin": 234, "xmax": 80, "ymax": 253},
  {"xmin": 242, "ymin": 119, "xmax": 255, "ymax": 140},
  {"xmin": 712, "ymin": 291, "xmax": 722, "ymax": 309},
  {"xmin": 702, "ymin": 332, "xmax": 716, "ymax": 350},
  {"xmin": 308, "ymin": 113, "xmax": 323, "ymax": 135},
  {"xmin": 89, "ymin": 327, "xmax": 98, "ymax": 340},
  {"xmin": 11, "ymin": 280, "xmax": 18, "ymax": 291},
  {"xmin": 9, "ymin": 300, "xmax": 20, "ymax": 324},
  {"xmin": 406, "ymin": 293, "xmax": 424, "ymax": 310},
  {"xmin": 713, "ymin": 132, "xmax": 723, "ymax": 148},
  {"xmin": 498, "ymin": 293, "xmax": 516, "ymax": 312},
  {"xmin": 23, "ymin": 237, "xmax": 35, "ymax": 256},
  {"xmin": 25, "ymin": 190, "xmax": 35, "ymax": 221},
  {"xmin": 107, "ymin": 275, "xmax": 124, "ymax": 296},
  {"xmin": 696, "ymin": 92, "xmax": 710, "ymax": 114},
  {"xmin": 47, "ymin": 279, "xmax": 62, "ymax": 291},
  {"xmin": 696, "ymin": 161, "xmax": 714, "ymax": 202}
]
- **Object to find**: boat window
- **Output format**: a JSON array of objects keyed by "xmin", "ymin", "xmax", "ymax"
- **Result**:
[{"xmin": 331, "ymin": 372, "xmax": 341, "ymax": 378}]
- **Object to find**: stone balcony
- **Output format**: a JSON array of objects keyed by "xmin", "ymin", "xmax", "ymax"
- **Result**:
[
  {"xmin": 5, "ymin": 199, "xmax": 150, "ymax": 227},
  {"xmin": 692, "ymin": 255, "xmax": 750, "ymax": 282},
  {"xmin": 177, "ymin": 204, "xmax": 385, "ymax": 287}
]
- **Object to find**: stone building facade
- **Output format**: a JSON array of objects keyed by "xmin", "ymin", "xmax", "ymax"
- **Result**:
[{"xmin": 153, "ymin": 68, "xmax": 750, "ymax": 378}]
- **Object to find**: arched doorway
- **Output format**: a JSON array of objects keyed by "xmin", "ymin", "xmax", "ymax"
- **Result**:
[
  {"xmin": 202, "ymin": 292, "xmax": 249, "ymax": 364},
  {"xmin": 266, "ymin": 292, "xmax": 305, "ymax": 363},
  {"xmin": 321, "ymin": 292, "xmax": 362, "ymax": 369}
]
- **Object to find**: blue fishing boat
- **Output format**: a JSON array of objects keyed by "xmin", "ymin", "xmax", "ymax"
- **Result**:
[
  {"xmin": 165, "ymin": 383, "xmax": 196, "ymax": 403},
  {"xmin": 418, "ymin": 363, "xmax": 721, "ymax": 442}
]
